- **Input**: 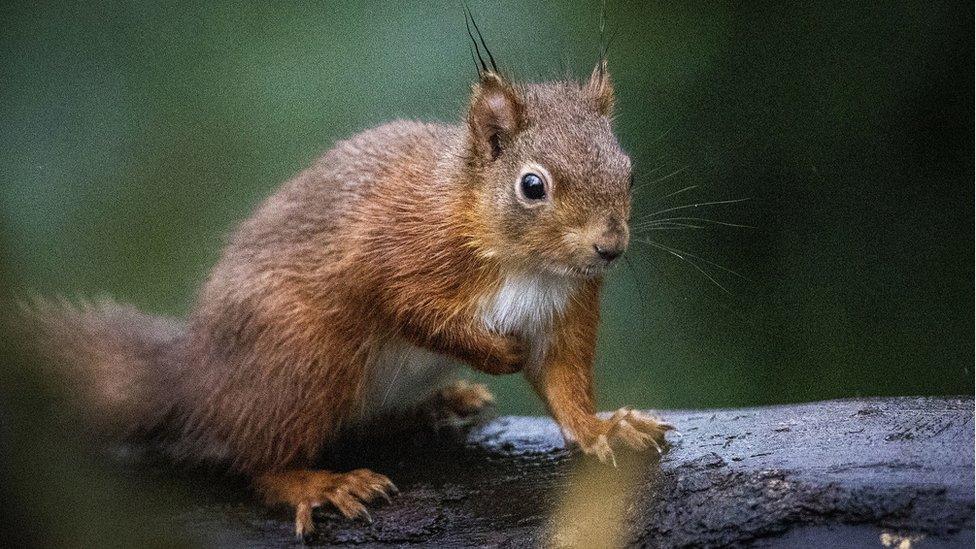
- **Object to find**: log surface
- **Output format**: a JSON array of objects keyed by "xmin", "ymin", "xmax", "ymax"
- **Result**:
[{"xmin": 163, "ymin": 397, "xmax": 974, "ymax": 547}]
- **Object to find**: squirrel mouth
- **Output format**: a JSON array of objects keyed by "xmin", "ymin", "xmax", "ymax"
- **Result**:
[
  {"xmin": 535, "ymin": 258, "xmax": 610, "ymax": 279},
  {"xmin": 569, "ymin": 263, "xmax": 610, "ymax": 279}
]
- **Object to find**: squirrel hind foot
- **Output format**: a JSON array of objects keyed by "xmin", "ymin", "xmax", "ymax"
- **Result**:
[{"xmin": 254, "ymin": 468, "xmax": 397, "ymax": 540}]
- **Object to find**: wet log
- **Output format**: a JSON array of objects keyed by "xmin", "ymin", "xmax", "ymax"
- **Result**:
[{"xmin": 163, "ymin": 397, "xmax": 974, "ymax": 547}]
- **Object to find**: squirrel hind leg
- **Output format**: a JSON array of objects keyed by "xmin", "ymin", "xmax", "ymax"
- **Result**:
[{"xmin": 253, "ymin": 468, "xmax": 398, "ymax": 540}]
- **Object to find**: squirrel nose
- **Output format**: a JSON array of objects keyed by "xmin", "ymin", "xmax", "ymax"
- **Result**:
[
  {"xmin": 594, "ymin": 243, "xmax": 623, "ymax": 263},
  {"xmin": 592, "ymin": 218, "xmax": 629, "ymax": 264}
]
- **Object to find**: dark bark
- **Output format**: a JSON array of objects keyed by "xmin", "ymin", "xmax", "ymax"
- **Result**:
[{"xmin": 159, "ymin": 397, "xmax": 974, "ymax": 547}]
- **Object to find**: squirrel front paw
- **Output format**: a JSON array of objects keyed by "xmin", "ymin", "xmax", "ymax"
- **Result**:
[
  {"xmin": 575, "ymin": 408, "xmax": 674, "ymax": 465},
  {"xmin": 435, "ymin": 380, "xmax": 495, "ymax": 416},
  {"xmin": 477, "ymin": 334, "xmax": 525, "ymax": 375}
]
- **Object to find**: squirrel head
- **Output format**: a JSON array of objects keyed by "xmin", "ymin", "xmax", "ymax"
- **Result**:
[{"xmin": 462, "ymin": 62, "xmax": 632, "ymax": 279}]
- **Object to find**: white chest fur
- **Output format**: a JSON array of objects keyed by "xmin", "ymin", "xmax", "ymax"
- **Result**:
[
  {"xmin": 481, "ymin": 274, "xmax": 576, "ymax": 344},
  {"xmin": 480, "ymin": 272, "xmax": 577, "ymax": 337},
  {"xmin": 480, "ymin": 273, "xmax": 578, "ymax": 373}
]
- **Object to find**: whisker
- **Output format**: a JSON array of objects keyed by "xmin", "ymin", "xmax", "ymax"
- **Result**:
[
  {"xmin": 632, "ymin": 166, "xmax": 688, "ymax": 195},
  {"xmin": 649, "ymin": 184, "xmax": 698, "ymax": 206},
  {"xmin": 635, "ymin": 239, "xmax": 731, "ymax": 294},
  {"xmin": 635, "ymin": 221, "xmax": 705, "ymax": 230},
  {"xmin": 620, "ymin": 254, "xmax": 652, "ymax": 335},
  {"xmin": 649, "ymin": 122, "xmax": 678, "ymax": 147},
  {"xmin": 634, "ymin": 216, "xmax": 754, "ymax": 229},
  {"xmin": 634, "ymin": 221, "xmax": 705, "ymax": 231},
  {"xmin": 630, "ymin": 163, "xmax": 676, "ymax": 196},
  {"xmin": 637, "ymin": 218, "xmax": 706, "ymax": 227},
  {"xmin": 634, "ymin": 238, "xmax": 749, "ymax": 281},
  {"xmin": 661, "ymin": 216, "xmax": 754, "ymax": 229},
  {"xmin": 643, "ymin": 163, "xmax": 672, "ymax": 176},
  {"xmin": 639, "ymin": 197, "xmax": 751, "ymax": 219}
]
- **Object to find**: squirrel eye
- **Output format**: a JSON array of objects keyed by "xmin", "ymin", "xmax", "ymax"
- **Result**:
[{"xmin": 520, "ymin": 173, "xmax": 546, "ymax": 200}]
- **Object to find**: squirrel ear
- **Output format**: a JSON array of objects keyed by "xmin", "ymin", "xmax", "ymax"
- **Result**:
[
  {"xmin": 584, "ymin": 59, "xmax": 614, "ymax": 116},
  {"xmin": 468, "ymin": 72, "xmax": 524, "ymax": 161}
]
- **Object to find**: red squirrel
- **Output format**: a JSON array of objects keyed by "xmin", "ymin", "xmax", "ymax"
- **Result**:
[{"xmin": 25, "ymin": 45, "xmax": 672, "ymax": 538}]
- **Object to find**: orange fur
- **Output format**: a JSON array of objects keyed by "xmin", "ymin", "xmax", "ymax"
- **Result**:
[{"xmin": 24, "ymin": 67, "xmax": 665, "ymax": 537}]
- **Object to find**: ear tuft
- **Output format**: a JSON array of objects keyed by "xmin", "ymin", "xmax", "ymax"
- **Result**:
[
  {"xmin": 468, "ymin": 73, "xmax": 523, "ymax": 161},
  {"xmin": 584, "ymin": 59, "xmax": 614, "ymax": 116}
]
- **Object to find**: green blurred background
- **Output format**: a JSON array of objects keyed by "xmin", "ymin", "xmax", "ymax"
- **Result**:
[{"xmin": 2, "ymin": 1, "xmax": 973, "ymax": 415}]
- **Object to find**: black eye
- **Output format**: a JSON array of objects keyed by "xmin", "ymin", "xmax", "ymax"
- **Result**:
[{"xmin": 520, "ymin": 173, "xmax": 546, "ymax": 200}]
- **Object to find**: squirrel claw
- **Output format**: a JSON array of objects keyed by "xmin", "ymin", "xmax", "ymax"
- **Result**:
[
  {"xmin": 577, "ymin": 408, "xmax": 674, "ymax": 462},
  {"xmin": 579, "ymin": 433, "xmax": 616, "ymax": 465},
  {"xmin": 357, "ymin": 508, "xmax": 374, "ymax": 524},
  {"xmin": 257, "ymin": 468, "xmax": 395, "ymax": 540}
]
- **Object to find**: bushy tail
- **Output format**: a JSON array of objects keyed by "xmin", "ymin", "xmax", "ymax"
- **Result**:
[{"xmin": 19, "ymin": 297, "xmax": 186, "ymax": 436}]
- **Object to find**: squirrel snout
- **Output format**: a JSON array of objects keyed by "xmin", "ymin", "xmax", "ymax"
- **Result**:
[
  {"xmin": 591, "ymin": 219, "xmax": 628, "ymax": 264},
  {"xmin": 593, "ymin": 243, "xmax": 624, "ymax": 263}
]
